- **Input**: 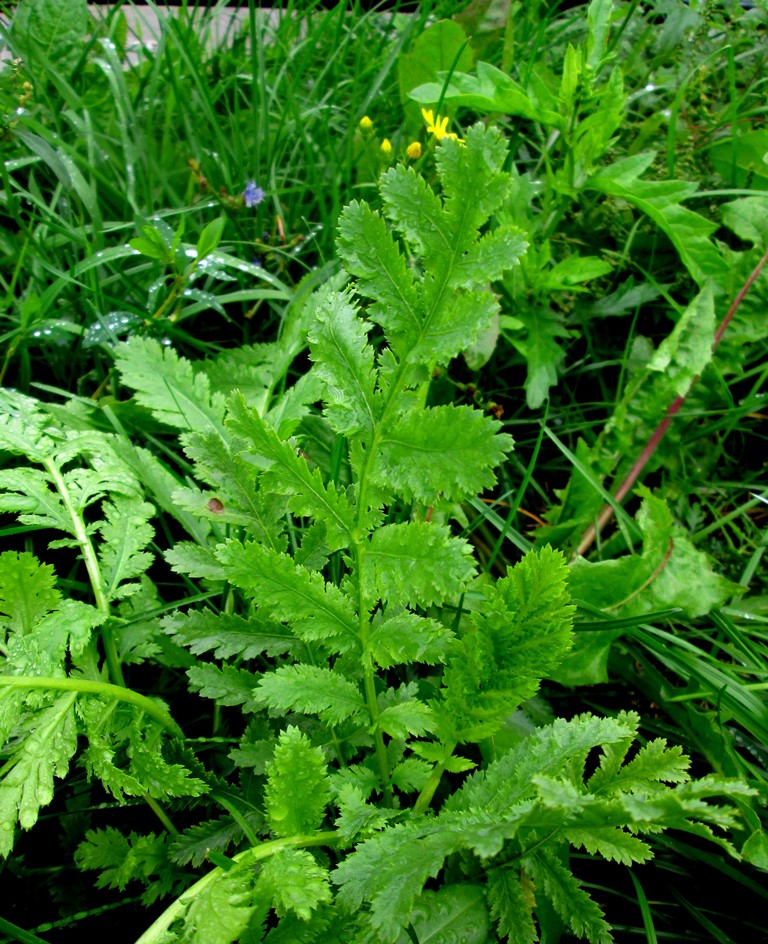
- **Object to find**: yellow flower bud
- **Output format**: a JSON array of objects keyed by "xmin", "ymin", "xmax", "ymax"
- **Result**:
[
  {"xmin": 406, "ymin": 141, "xmax": 422, "ymax": 160},
  {"xmin": 380, "ymin": 138, "xmax": 393, "ymax": 157},
  {"xmin": 359, "ymin": 115, "xmax": 374, "ymax": 132}
]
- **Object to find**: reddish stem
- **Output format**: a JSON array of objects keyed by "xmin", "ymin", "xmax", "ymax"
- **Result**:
[{"xmin": 574, "ymin": 247, "xmax": 768, "ymax": 560}]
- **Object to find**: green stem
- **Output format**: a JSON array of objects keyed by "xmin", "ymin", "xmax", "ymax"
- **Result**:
[
  {"xmin": 144, "ymin": 794, "xmax": 180, "ymax": 837},
  {"xmin": 0, "ymin": 676, "xmax": 183, "ymax": 739},
  {"xmin": 413, "ymin": 741, "xmax": 457, "ymax": 815},
  {"xmin": 42, "ymin": 457, "xmax": 125, "ymax": 688},
  {"xmin": 134, "ymin": 831, "xmax": 339, "ymax": 944}
]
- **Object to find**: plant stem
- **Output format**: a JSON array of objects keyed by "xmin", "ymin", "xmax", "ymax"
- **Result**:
[
  {"xmin": 574, "ymin": 247, "xmax": 768, "ymax": 559},
  {"xmin": 413, "ymin": 741, "xmax": 457, "ymax": 815},
  {"xmin": 0, "ymin": 676, "xmax": 183, "ymax": 738},
  {"xmin": 42, "ymin": 457, "xmax": 125, "ymax": 687}
]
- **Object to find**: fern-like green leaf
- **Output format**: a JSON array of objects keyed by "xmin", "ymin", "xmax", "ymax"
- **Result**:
[
  {"xmin": 216, "ymin": 540, "xmax": 360, "ymax": 654},
  {"xmin": 114, "ymin": 336, "xmax": 226, "ymax": 432},
  {"xmin": 264, "ymin": 726, "xmax": 330, "ymax": 838},
  {"xmin": 439, "ymin": 546, "xmax": 575, "ymax": 742},
  {"xmin": 181, "ymin": 429, "xmax": 289, "ymax": 550},
  {"xmin": 374, "ymin": 404, "xmax": 513, "ymax": 505},
  {"xmin": 307, "ymin": 290, "xmax": 383, "ymax": 440},
  {"xmin": 0, "ymin": 551, "xmax": 60, "ymax": 636},
  {"xmin": 565, "ymin": 826, "xmax": 653, "ymax": 865},
  {"xmin": 366, "ymin": 610, "xmax": 453, "ymax": 669},
  {"xmin": 225, "ymin": 394, "xmax": 356, "ymax": 551},
  {"xmin": 379, "ymin": 164, "xmax": 451, "ymax": 264},
  {"xmin": 258, "ymin": 848, "xmax": 333, "ymax": 919},
  {"xmin": 376, "ymin": 700, "xmax": 436, "ymax": 739},
  {"xmin": 255, "ymin": 665, "xmax": 366, "ymax": 725},
  {"xmin": 97, "ymin": 496, "xmax": 155, "ymax": 602},
  {"xmin": 0, "ymin": 692, "xmax": 78, "ymax": 856},
  {"xmin": 186, "ymin": 664, "xmax": 261, "ymax": 709},
  {"xmin": 364, "ymin": 522, "xmax": 475, "ymax": 609},
  {"xmin": 182, "ymin": 865, "xmax": 259, "ymax": 944},
  {"xmin": 487, "ymin": 866, "xmax": 538, "ymax": 944},
  {"xmin": 524, "ymin": 847, "xmax": 613, "ymax": 944},
  {"xmin": 163, "ymin": 609, "xmax": 295, "ymax": 660},
  {"xmin": 336, "ymin": 201, "xmax": 422, "ymax": 357},
  {"xmin": 334, "ymin": 783, "xmax": 397, "ymax": 843},
  {"xmin": 164, "ymin": 542, "xmax": 227, "ymax": 581}
]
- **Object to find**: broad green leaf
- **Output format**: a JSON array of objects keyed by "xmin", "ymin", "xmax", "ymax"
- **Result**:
[
  {"xmin": 720, "ymin": 196, "xmax": 768, "ymax": 247},
  {"xmin": 263, "ymin": 727, "xmax": 330, "ymax": 838},
  {"xmin": 374, "ymin": 404, "xmax": 513, "ymax": 505},
  {"xmin": 10, "ymin": 0, "xmax": 88, "ymax": 80},
  {"xmin": 707, "ymin": 130, "xmax": 768, "ymax": 189},
  {"xmin": 550, "ymin": 629, "xmax": 623, "ymax": 687},
  {"xmin": 258, "ymin": 848, "xmax": 332, "ymax": 920},
  {"xmin": 225, "ymin": 394, "xmax": 356, "ymax": 551},
  {"xmin": 570, "ymin": 487, "xmax": 738, "ymax": 619},
  {"xmin": 216, "ymin": 540, "xmax": 359, "ymax": 653},
  {"xmin": 541, "ymin": 255, "xmax": 613, "ymax": 291},
  {"xmin": 410, "ymin": 62, "xmax": 565, "ymax": 129},
  {"xmin": 397, "ymin": 17, "xmax": 474, "ymax": 116},
  {"xmin": 595, "ymin": 285, "xmax": 717, "ymax": 477},
  {"xmin": 364, "ymin": 522, "xmax": 475, "ymax": 609},
  {"xmin": 508, "ymin": 307, "xmax": 573, "ymax": 409},
  {"xmin": 586, "ymin": 157, "xmax": 728, "ymax": 285},
  {"xmin": 308, "ymin": 291, "xmax": 382, "ymax": 440},
  {"xmin": 196, "ymin": 216, "xmax": 226, "ymax": 259},
  {"xmin": 114, "ymin": 337, "xmax": 226, "ymax": 433},
  {"xmin": 128, "ymin": 237, "xmax": 170, "ymax": 262},
  {"xmin": 586, "ymin": 0, "xmax": 614, "ymax": 71},
  {"xmin": 162, "ymin": 609, "xmax": 295, "ymax": 660},
  {"xmin": 255, "ymin": 665, "xmax": 366, "ymax": 725},
  {"xmin": 647, "ymin": 283, "xmax": 715, "ymax": 397}
]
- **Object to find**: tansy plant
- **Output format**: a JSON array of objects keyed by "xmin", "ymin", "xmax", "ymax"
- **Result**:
[{"xmin": 0, "ymin": 124, "xmax": 754, "ymax": 944}]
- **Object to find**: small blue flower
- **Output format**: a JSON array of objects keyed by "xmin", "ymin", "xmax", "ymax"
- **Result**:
[{"xmin": 243, "ymin": 181, "xmax": 265, "ymax": 208}]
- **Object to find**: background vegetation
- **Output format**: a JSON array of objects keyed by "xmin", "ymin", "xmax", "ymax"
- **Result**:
[{"xmin": 0, "ymin": 0, "xmax": 766, "ymax": 940}]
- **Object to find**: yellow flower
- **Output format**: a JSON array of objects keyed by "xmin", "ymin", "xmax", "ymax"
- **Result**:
[
  {"xmin": 359, "ymin": 115, "xmax": 373, "ymax": 133},
  {"xmin": 421, "ymin": 107, "xmax": 463, "ymax": 143},
  {"xmin": 380, "ymin": 138, "xmax": 393, "ymax": 157},
  {"xmin": 406, "ymin": 141, "xmax": 422, "ymax": 160}
]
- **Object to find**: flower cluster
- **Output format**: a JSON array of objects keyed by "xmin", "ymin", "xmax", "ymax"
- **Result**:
[{"xmin": 356, "ymin": 108, "xmax": 463, "ymax": 166}]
